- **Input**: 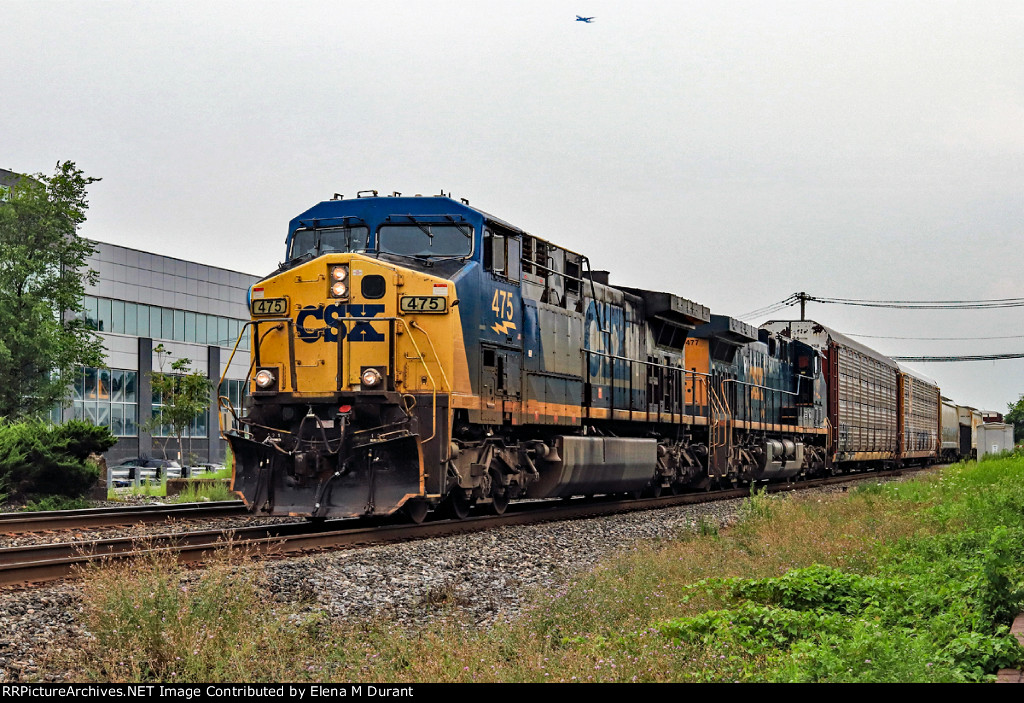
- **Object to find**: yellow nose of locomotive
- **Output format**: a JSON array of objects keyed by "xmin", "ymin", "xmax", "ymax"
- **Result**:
[
  {"xmin": 232, "ymin": 252, "xmax": 465, "ymax": 519},
  {"xmin": 248, "ymin": 253, "xmax": 457, "ymax": 399}
]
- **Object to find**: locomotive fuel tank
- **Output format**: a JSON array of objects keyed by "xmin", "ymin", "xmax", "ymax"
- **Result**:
[{"xmin": 525, "ymin": 436, "xmax": 657, "ymax": 498}]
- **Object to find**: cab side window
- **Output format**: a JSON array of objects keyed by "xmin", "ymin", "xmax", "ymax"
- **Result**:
[
  {"xmin": 484, "ymin": 228, "xmax": 521, "ymax": 282},
  {"xmin": 484, "ymin": 229, "xmax": 505, "ymax": 275}
]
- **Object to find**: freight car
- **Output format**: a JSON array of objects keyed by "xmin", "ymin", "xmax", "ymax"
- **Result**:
[
  {"xmin": 940, "ymin": 400, "xmax": 985, "ymax": 461},
  {"xmin": 220, "ymin": 193, "xmax": 963, "ymax": 522}
]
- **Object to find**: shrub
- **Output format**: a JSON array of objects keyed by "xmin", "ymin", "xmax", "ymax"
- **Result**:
[{"xmin": 0, "ymin": 418, "xmax": 115, "ymax": 498}]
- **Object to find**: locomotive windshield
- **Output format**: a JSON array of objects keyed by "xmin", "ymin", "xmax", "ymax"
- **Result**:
[
  {"xmin": 289, "ymin": 225, "xmax": 370, "ymax": 260},
  {"xmin": 377, "ymin": 224, "xmax": 473, "ymax": 258}
]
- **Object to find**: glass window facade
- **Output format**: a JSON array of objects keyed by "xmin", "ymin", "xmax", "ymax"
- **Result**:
[
  {"xmin": 70, "ymin": 367, "xmax": 138, "ymax": 436},
  {"xmin": 82, "ymin": 296, "xmax": 249, "ymax": 350}
]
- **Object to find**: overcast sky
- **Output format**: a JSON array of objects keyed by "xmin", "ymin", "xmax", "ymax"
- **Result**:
[{"xmin": 3, "ymin": 0, "xmax": 1022, "ymax": 412}]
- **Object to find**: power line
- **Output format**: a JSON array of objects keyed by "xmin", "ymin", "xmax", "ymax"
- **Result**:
[
  {"xmin": 848, "ymin": 332, "xmax": 1024, "ymax": 341},
  {"xmin": 740, "ymin": 293, "xmax": 1024, "ymax": 360},
  {"xmin": 738, "ymin": 294, "xmax": 799, "ymax": 320},
  {"xmin": 892, "ymin": 353, "xmax": 1024, "ymax": 362},
  {"xmin": 808, "ymin": 295, "xmax": 1024, "ymax": 310},
  {"xmin": 742, "ymin": 292, "xmax": 1024, "ymax": 319}
]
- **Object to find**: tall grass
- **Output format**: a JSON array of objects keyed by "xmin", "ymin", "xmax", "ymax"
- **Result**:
[
  {"xmin": 107, "ymin": 478, "xmax": 167, "ymax": 501},
  {"xmin": 168, "ymin": 480, "xmax": 236, "ymax": 504},
  {"xmin": 71, "ymin": 550, "xmax": 331, "ymax": 682},
  {"xmin": 56, "ymin": 457, "xmax": 1024, "ymax": 683}
]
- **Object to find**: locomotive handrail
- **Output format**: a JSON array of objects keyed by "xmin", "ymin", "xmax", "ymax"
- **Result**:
[
  {"xmin": 583, "ymin": 348, "xmax": 715, "ymax": 424},
  {"xmin": 404, "ymin": 319, "xmax": 451, "ymax": 445},
  {"xmin": 217, "ymin": 394, "xmax": 245, "ymax": 438},
  {"xmin": 218, "ymin": 312, "xmax": 447, "ymax": 447},
  {"xmin": 720, "ymin": 378, "xmax": 800, "ymax": 397},
  {"xmin": 585, "ymin": 348, "xmax": 713, "ymax": 373},
  {"xmin": 708, "ymin": 384, "xmax": 730, "ymax": 452},
  {"xmin": 721, "ymin": 377, "xmax": 799, "ymax": 435},
  {"xmin": 526, "ymin": 260, "xmax": 587, "ymax": 285},
  {"xmin": 318, "ymin": 314, "xmax": 446, "ymax": 445},
  {"xmin": 408, "ymin": 321, "xmax": 452, "ymax": 394},
  {"xmin": 218, "ymin": 318, "xmax": 295, "ymax": 438},
  {"xmin": 581, "ymin": 256, "xmax": 607, "ymax": 334}
]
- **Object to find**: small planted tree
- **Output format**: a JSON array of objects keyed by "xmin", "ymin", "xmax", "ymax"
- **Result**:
[{"xmin": 145, "ymin": 344, "xmax": 211, "ymax": 463}]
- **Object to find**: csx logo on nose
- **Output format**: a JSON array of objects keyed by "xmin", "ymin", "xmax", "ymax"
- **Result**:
[{"xmin": 296, "ymin": 304, "xmax": 385, "ymax": 343}]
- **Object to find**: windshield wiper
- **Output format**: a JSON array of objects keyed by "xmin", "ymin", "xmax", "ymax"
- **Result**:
[{"xmin": 276, "ymin": 251, "xmax": 315, "ymax": 272}]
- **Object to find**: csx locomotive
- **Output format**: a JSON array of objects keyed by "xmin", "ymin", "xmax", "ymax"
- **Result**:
[{"xmin": 222, "ymin": 193, "xmax": 954, "ymax": 522}]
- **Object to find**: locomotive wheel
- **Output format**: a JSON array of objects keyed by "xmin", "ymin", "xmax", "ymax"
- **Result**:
[
  {"xmin": 445, "ymin": 491, "xmax": 472, "ymax": 520},
  {"xmin": 490, "ymin": 488, "xmax": 510, "ymax": 515},
  {"xmin": 403, "ymin": 499, "xmax": 429, "ymax": 524}
]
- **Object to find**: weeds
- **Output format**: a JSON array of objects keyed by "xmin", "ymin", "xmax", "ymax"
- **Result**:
[
  {"xmin": 740, "ymin": 484, "xmax": 775, "ymax": 521},
  {"xmin": 72, "ymin": 549, "xmax": 329, "ymax": 682},
  {"xmin": 22, "ymin": 495, "xmax": 92, "ymax": 511},
  {"xmin": 696, "ymin": 516, "xmax": 719, "ymax": 537},
  {"xmin": 107, "ymin": 479, "xmax": 167, "ymax": 501},
  {"xmin": 168, "ymin": 480, "xmax": 235, "ymax": 504}
]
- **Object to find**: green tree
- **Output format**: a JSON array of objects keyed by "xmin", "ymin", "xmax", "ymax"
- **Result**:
[
  {"xmin": 0, "ymin": 162, "xmax": 104, "ymax": 419},
  {"xmin": 1005, "ymin": 395, "xmax": 1024, "ymax": 443},
  {"xmin": 146, "ymin": 344, "xmax": 211, "ymax": 463}
]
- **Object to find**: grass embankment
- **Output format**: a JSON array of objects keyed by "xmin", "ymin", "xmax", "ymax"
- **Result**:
[{"xmin": 62, "ymin": 456, "xmax": 1024, "ymax": 683}]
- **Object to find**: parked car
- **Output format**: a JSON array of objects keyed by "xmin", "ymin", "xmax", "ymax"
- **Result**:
[{"xmin": 109, "ymin": 458, "xmax": 183, "ymax": 487}]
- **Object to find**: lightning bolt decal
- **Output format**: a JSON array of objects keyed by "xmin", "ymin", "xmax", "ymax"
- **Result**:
[{"xmin": 491, "ymin": 320, "xmax": 518, "ymax": 335}]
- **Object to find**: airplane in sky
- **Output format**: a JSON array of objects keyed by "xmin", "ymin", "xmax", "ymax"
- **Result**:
[{"xmin": 576, "ymin": 15, "xmax": 595, "ymax": 23}]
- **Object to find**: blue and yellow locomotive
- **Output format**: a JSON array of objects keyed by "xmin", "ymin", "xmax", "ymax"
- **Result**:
[{"xmin": 224, "ymin": 193, "xmax": 833, "ymax": 521}]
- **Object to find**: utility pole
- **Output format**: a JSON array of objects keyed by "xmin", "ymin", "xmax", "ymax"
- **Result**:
[{"xmin": 797, "ymin": 292, "xmax": 809, "ymax": 321}]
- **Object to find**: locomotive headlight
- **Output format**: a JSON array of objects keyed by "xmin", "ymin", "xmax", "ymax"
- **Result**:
[
  {"xmin": 360, "ymin": 368, "xmax": 383, "ymax": 388},
  {"xmin": 254, "ymin": 368, "xmax": 276, "ymax": 389},
  {"xmin": 329, "ymin": 265, "xmax": 350, "ymax": 298}
]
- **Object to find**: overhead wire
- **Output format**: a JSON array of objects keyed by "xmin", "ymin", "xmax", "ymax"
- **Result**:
[
  {"xmin": 847, "ymin": 332, "xmax": 1024, "ymax": 341},
  {"xmin": 892, "ymin": 353, "xmax": 1024, "ymax": 362},
  {"xmin": 742, "ymin": 292, "xmax": 1024, "ymax": 362},
  {"xmin": 738, "ymin": 294, "xmax": 799, "ymax": 320},
  {"xmin": 806, "ymin": 295, "xmax": 1024, "ymax": 310}
]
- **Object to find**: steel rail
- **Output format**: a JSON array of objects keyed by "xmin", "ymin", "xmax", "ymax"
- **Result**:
[{"xmin": 0, "ymin": 501, "xmax": 246, "ymax": 534}]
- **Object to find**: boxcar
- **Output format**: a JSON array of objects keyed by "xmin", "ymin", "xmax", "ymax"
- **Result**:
[{"xmin": 896, "ymin": 364, "xmax": 939, "ymax": 463}]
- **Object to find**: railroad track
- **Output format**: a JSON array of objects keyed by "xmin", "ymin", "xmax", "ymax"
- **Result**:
[
  {"xmin": 0, "ymin": 467, "xmax": 925, "ymax": 587},
  {"xmin": 0, "ymin": 501, "xmax": 247, "ymax": 534}
]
